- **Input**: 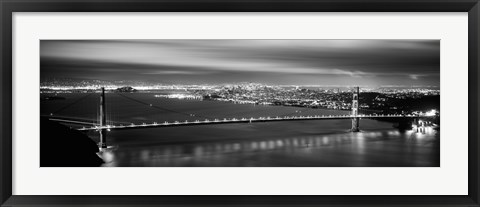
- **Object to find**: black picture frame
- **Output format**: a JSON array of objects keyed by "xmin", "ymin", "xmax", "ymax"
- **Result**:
[{"xmin": 1, "ymin": 0, "xmax": 479, "ymax": 206}]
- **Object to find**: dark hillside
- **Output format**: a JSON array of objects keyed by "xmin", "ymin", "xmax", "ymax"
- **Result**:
[{"xmin": 40, "ymin": 117, "xmax": 104, "ymax": 167}]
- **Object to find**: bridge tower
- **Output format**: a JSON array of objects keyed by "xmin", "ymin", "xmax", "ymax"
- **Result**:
[
  {"xmin": 99, "ymin": 87, "xmax": 107, "ymax": 148},
  {"xmin": 351, "ymin": 86, "xmax": 360, "ymax": 132}
]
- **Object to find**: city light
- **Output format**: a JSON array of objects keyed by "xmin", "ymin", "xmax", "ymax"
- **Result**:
[{"xmin": 425, "ymin": 109, "xmax": 437, "ymax": 116}]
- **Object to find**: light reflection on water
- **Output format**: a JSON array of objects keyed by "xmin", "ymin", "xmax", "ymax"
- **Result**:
[{"xmin": 103, "ymin": 126, "xmax": 439, "ymax": 167}]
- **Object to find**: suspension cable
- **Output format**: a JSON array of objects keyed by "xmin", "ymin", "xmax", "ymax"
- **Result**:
[
  {"xmin": 115, "ymin": 93, "xmax": 214, "ymax": 120},
  {"xmin": 51, "ymin": 93, "xmax": 94, "ymax": 114}
]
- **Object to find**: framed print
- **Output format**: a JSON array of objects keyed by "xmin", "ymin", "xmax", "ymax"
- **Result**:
[
  {"xmin": 39, "ymin": 39, "xmax": 442, "ymax": 168},
  {"xmin": 1, "ymin": 0, "xmax": 480, "ymax": 206}
]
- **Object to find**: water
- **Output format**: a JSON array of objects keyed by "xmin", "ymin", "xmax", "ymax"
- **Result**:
[{"xmin": 40, "ymin": 93, "xmax": 440, "ymax": 167}]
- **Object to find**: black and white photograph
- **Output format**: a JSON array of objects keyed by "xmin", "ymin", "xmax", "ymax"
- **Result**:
[{"xmin": 40, "ymin": 39, "xmax": 440, "ymax": 167}]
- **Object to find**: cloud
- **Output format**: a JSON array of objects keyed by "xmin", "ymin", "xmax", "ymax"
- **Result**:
[
  {"xmin": 141, "ymin": 71, "xmax": 213, "ymax": 75},
  {"xmin": 408, "ymin": 74, "xmax": 433, "ymax": 80},
  {"xmin": 332, "ymin": 69, "xmax": 371, "ymax": 77},
  {"xmin": 40, "ymin": 40, "xmax": 440, "ymax": 86}
]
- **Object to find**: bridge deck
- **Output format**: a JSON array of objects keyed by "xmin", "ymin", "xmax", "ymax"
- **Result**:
[{"xmin": 51, "ymin": 114, "xmax": 432, "ymax": 131}]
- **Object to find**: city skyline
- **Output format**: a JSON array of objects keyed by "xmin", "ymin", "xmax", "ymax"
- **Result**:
[{"xmin": 40, "ymin": 39, "xmax": 440, "ymax": 86}]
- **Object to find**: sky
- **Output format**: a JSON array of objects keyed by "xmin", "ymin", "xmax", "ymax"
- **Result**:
[{"xmin": 40, "ymin": 40, "xmax": 440, "ymax": 86}]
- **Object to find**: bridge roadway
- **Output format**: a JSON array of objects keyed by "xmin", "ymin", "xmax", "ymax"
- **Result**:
[{"xmin": 65, "ymin": 114, "xmax": 431, "ymax": 131}]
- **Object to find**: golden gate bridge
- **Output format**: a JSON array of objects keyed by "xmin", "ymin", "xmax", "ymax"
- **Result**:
[{"xmin": 43, "ymin": 87, "xmax": 436, "ymax": 149}]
